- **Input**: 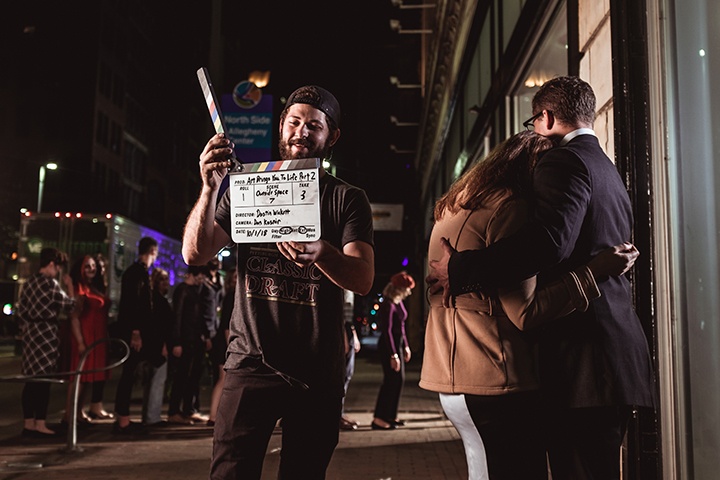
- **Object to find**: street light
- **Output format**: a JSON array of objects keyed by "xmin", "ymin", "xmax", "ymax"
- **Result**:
[{"xmin": 37, "ymin": 162, "xmax": 58, "ymax": 213}]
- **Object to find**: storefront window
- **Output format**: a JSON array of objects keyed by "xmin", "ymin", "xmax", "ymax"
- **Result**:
[
  {"xmin": 663, "ymin": 0, "xmax": 720, "ymax": 476},
  {"xmin": 511, "ymin": 2, "xmax": 567, "ymax": 134}
]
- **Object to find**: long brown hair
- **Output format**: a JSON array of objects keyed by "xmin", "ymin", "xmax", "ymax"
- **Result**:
[{"xmin": 433, "ymin": 131, "xmax": 552, "ymax": 221}]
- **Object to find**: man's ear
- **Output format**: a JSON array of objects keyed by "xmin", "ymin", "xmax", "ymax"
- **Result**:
[
  {"xmin": 545, "ymin": 110, "xmax": 555, "ymax": 130},
  {"xmin": 328, "ymin": 128, "xmax": 341, "ymax": 147}
]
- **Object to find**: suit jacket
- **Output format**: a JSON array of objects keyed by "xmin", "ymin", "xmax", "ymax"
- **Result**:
[{"xmin": 448, "ymin": 134, "xmax": 656, "ymax": 409}]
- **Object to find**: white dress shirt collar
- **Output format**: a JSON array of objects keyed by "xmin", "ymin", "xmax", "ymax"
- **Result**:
[{"xmin": 560, "ymin": 128, "xmax": 596, "ymax": 146}]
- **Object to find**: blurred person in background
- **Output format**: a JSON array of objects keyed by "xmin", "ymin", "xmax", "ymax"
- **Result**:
[
  {"xmin": 371, "ymin": 271, "xmax": 415, "ymax": 430},
  {"xmin": 112, "ymin": 236, "xmax": 158, "ymax": 435},
  {"xmin": 198, "ymin": 257, "xmax": 223, "ymax": 416},
  {"xmin": 63, "ymin": 254, "xmax": 112, "ymax": 426},
  {"xmin": 16, "ymin": 247, "xmax": 75, "ymax": 437},
  {"xmin": 207, "ymin": 267, "xmax": 237, "ymax": 427},
  {"xmin": 167, "ymin": 265, "xmax": 214, "ymax": 424},
  {"xmin": 339, "ymin": 289, "xmax": 360, "ymax": 430},
  {"xmin": 89, "ymin": 252, "xmax": 113, "ymax": 418},
  {"xmin": 143, "ymin": 267, "xmax": 173, "ymax": 427},
  {"xmin": 92, "ymin": 253, "xmax": 109, "ymax": 293}
]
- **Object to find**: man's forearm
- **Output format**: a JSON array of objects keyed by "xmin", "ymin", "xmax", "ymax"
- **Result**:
[
  {"xmin": 182, "ymin": 186, "xmax": 220, "ymax": 265},
  {"xmin": 316, "ymin": 243, "xmax": 374, "ymax": 295},
  {"xmin": 449, "ymin": 222, "xmax": 551, "ymax": 295}
]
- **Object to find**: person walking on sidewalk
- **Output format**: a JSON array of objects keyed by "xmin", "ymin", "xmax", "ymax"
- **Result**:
[
  {"xmin": 112, "ymin": 236, "xmax": 158, "ymax": 434},
  {"xmin": 182, "ymin": 84, "xmax": 375, "ymax": 479},
  {"xmin": 371, "ymin": 271, "xmax": 414, "ymax": 430},
  {"xmin": 16, "ymin": 247, "xmax": 75, "ymax": 437}
]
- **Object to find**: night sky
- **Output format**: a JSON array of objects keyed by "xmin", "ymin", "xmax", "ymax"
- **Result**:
[
  {"xmin": 212, "ymin": 1, "xmax": 422, "ymax": 204},
  {"xmin": 1, "ymin": 0, "xmax": 425, "ymax": 282}
]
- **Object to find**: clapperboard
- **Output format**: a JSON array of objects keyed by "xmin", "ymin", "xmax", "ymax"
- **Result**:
[{"xmin": 228, "ymin": 158, "xmax": 321, "ymax": 243}]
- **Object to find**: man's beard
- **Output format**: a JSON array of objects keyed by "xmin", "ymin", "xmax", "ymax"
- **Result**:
[{"xmin": 278, "ymin": 137, "xmax": 331, "ymax": 160}]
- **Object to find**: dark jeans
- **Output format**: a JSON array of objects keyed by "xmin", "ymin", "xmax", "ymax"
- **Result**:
[
  {"xmin": 210, "ymin": 366, "xmax": 342, "ymax": 480},
  {"xmin": 168, "ymin": 342, "xmax": 206, "ymax": 416}
]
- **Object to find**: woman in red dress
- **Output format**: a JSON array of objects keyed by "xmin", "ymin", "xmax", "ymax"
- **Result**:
[{"xmin": 63, "ymin": 254, "xmax": 113, "ymax": 423}]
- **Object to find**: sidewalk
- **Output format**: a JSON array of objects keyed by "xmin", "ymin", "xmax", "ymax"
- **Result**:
[{"xmin": 0, "ymin": 348, "xmax": 467, "ymax": 479}]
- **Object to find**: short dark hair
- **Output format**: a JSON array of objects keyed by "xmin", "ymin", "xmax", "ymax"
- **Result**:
[
  {"xmin": 532, "ymin": 76, "xmax": 596, "ymax": 127},
  {"xmin": 39, "ymin": 247, "xmax": 68, "ymax": 268},
  {"xmin": 138, "ymin": 237, "xmax": 158, "ymax": 256}
]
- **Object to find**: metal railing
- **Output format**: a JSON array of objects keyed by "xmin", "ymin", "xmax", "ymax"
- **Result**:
[{"xmin": 0, "ymin": 337, "xmax": 130, "ymax": 453}]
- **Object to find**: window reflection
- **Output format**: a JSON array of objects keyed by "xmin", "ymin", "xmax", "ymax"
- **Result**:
[{"xmin": 512, "ymin": 3, "xmax": 568, "ymax": 133}]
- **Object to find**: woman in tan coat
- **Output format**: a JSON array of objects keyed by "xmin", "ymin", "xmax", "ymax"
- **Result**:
[{"xmin": 420, "ymin": 131, "xmax": 638, "ymax": 479}]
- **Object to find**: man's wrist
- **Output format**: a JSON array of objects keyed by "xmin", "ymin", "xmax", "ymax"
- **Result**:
[
  {"xmin": 201, "ymin": 184, "xmax": 219, "ymax": 196},
  {"xmin": 391, "ymin": 353, "xmax": 399, "ymax": 359}
]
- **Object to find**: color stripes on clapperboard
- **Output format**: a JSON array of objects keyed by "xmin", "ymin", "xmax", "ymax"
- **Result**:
[
  {"xmin": 197, "ymin": 68, "xmax": 225, "ymax": 134},
  {"xmin": 244, "ymin": 158, "xmax": 319, "ymax": 172}
]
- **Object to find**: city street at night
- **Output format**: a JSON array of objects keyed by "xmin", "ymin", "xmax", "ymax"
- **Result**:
[{"xmin": 0, "ymin": 344, "xmax": 467, "ymax": 480}]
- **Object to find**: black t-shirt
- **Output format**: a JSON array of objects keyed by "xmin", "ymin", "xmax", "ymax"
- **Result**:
[{"xmin": 215, "ymin": 173, "xmax": 374, "ymax": 394}]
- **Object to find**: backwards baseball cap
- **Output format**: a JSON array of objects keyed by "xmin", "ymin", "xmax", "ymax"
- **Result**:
[{"xmin": 283, "ymin": 85, "xmax": 341, "ymax": 127}]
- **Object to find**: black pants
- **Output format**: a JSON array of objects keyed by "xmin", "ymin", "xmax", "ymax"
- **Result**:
[
  {"xmin": 113, "ymin": 347, "xmax": 143, "ymax": 417},
  {"xmin": 373, "ymin": 348, "xmax": 405, "ymax": 422},
  {"xmin": 168, "ymin": 343, "xmax": 206, "ymax": 416},
  {"xmin": 458, "ymin": 391, "xmax": 548, "ymax": 479},
  {"xmin": 210, "ymin": 366, "xmax": 342, "ymax": 480},
  {"xmin": 546, "ymin": 405, "xmax": 632, "ymax": 480}
]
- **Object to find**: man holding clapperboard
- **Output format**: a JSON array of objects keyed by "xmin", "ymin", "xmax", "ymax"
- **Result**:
[{"xmin": 182, "ymin": 82, "xmax": 375, "ymax": 480}]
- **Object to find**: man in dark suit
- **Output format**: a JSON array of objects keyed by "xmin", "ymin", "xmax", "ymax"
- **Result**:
[{"xmin": 426, "ymin": 75, "xmax": 655, "ymax": 479}]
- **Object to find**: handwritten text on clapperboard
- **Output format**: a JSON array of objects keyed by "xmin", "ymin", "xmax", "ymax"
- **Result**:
[{"xmin": 229, "ymin": 159, "xmax": 321, "ymax": 243}]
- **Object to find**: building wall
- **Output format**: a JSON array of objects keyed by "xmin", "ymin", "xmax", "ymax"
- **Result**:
[{"xmin": 579, "ymin": 0, "xmax": 614, "ymax": 157}]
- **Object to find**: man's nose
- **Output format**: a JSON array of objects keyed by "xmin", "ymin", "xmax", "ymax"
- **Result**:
[{"xmin": 295, "ymin": 124, "xmax": 310, "ymax": 138}]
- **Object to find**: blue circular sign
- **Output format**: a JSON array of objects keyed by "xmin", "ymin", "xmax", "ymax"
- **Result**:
[{"xmin": 233, "ymin": 81, "xmax": 262, "ymax": 109}]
